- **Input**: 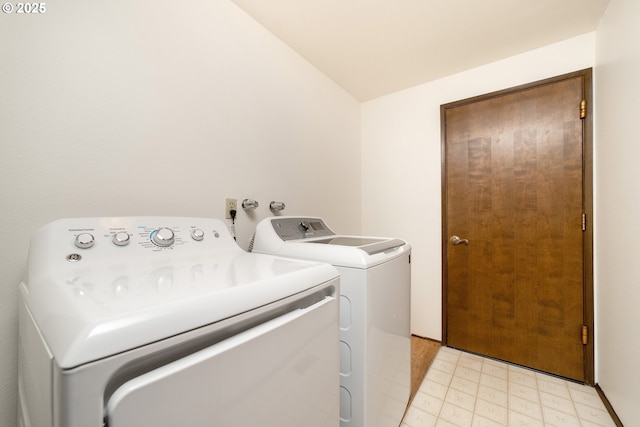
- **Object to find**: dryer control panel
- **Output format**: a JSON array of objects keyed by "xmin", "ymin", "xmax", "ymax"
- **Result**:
[
  {"xmin": 270, "ymin": 217, "xmax": 336, "ymax": 241},
  {"xmin": 26, "ymin": 217, "xmax": 242, "ymax": 287},
  {"xmin": 59, "ymin": 217, "xmax": 230, "ymax": 253}
]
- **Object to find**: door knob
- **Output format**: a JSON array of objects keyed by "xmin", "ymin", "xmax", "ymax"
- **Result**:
[{"xmin": 450, "ymin": 235, "xmax": 469, "ymax": 245}]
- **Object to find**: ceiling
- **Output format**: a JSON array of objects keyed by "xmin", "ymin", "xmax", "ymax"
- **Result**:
[{"xmin": 231, "ymin": 0, "xmax": 609, "ymax": 101}]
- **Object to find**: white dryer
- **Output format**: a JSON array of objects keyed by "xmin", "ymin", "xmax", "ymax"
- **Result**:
[
  {"xmin": 252, "ymin": 217, "xmax": 411, "ymax": 427},
  {"xmin": 18, "ymin": 217, "xmax": 340, "ymax": 427}
]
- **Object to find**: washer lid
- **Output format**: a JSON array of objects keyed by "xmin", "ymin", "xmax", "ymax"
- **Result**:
[
  {"xmin": 306, "ymin": 237, "xmax": 406, "ymax": 255},
  {"xmin": 252, "ymin": 216, "xmax": 410, "ymax": 268}
]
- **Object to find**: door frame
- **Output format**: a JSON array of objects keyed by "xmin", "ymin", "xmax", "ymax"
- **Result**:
[{"xmin": 440, "ymin": 69, "xmax": 594, "ymax": 384}]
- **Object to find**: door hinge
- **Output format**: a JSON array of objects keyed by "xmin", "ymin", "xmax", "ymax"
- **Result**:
[
  {"xmin": 580, "ymin": 99, "xmax": 587, "ymax": 119},
  {"xmin": 582, "ymin": 213, "xmax": 586, "ymax": 231},
  {"xmin": 581, "ymin": 325, "xmax": 589, "ymax": 345}
]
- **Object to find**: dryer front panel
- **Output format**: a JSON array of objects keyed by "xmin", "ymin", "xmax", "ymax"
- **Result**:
[{"xmin": 105, "ymin": 294, "xmax": 339, "ymax": 427}]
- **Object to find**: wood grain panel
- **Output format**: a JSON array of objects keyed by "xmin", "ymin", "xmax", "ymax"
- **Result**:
[{"xmin": 443, "ymin": 73, "xmax": 589, "ymax": 381}]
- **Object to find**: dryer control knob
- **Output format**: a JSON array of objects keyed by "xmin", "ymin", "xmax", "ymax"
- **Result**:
[
  {"xmin": 152, "ymin": 227, "xmax": 175, "ymax": 247},
  {"xmin": 75, "ymin": 233, "xmax": 95, "ymax": 249},
  {"xmin": 191, "ymin": 228, "xmax": 205, "ymax": 241},
  {"xmin": 112, "ymin": 232, "xmax": 131, "ymax": 247}
]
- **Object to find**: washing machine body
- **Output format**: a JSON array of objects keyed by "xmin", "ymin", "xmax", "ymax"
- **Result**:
[
  {"xmin": 18, "ymin": 217, "xmax": 340, "ymax": 427},
  {"xmin": 252, "ymin": 216, "xmax": 411, "ymax": 427}
]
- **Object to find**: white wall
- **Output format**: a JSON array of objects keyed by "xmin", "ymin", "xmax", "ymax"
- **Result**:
[
  {"xmin": 361, "ymin": 33, "xmax": 595, "ymax": 340},
  {"xmin": 594, "ymin": 0, "xmax": 640, "ymax": 423},
  {"xmin": 0, "ymin": 1, "xmax": 361, "ymax": 425},
  {"xmin": 5, "ymin": 0, "xmax": 637, "ymax": 424}
]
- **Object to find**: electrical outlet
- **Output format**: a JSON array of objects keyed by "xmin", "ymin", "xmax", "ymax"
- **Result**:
[{"xmin": 225, "ymin": 198, "xmax": 237, "ymax": 219}]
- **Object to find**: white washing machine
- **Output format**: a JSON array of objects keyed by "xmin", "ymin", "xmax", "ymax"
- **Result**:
[
  {"xmin": 252, "ymin": 217, "xmax": 411, "ymax": 427},
  {"xmin": 18, "ymin": 217, "xmax": 340, "ymax": 427}
]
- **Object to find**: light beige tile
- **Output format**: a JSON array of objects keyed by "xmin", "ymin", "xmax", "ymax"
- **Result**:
[
  {"xmin": 539, "ymin": 391, "xmax": 576, "ymax": 416},
  {"xmin": 411, "ymin": 351, "xmax": 616, "ymax": 427},
  {"xmin": 534, "ymin": 371, "xmax": 566, "ymax": 385},
  {"xmin": 436, "ymin": 418, "xmax": 462, "ymax": 427},
  {"xmin": 471, "ymin": 414, "xmax": 507, "ymax": 427},
  {"xmin": 542, "ymin": 405, "xmax": 581, "ymax": 426},
  {"xmin": 402, "ymin": 406, "xmax": 438, "ymax": 427},
  {"xmin": 580, "ymin": 419, "xmax": 617, "ymax": 427},
  {"xmin": 508, "ymin": 395, "xmax": 543, "ymax": 420},
  {"xmin": 427, "ymin": 366, "xmax": 454, "ymax": 387},
  {"xmin": 574, "ymin": 402, "xmax": 616, "ymax": 427},
  {"xmin": 432, "ymin": 358, "xmax": 457, "ymax": 375},
  {"xmin": 438, "ymin": 347, "xmax": 462, "ymax": 363},
  {"xmin": 439, "ymin": 402, "xmax": 474, "ymax": 427},
  {"xmin": 480, "ymin": 373, "xmax": 508, "ymax": 393},
  {"xmin": 508, "ymin": 410, "xmax": 544, "ymax": 426},
  {"xmin": 445, "ymin": 388, "xmax": 476, "ymax": 412},
  {"xmin": 568, "ymin": 386, "xmax": 605, "ymax": 410},
  {"xmin": 420, "ymin": 378, "xmax": 449, "ymax": 400},
  {"xmin": 458, "ymin": 354, "xmax": 483, "ymax": 372},
  {"xmin": 566, "ymin": 380, "xmax": 590, "ymax": 391},
  {"xmin": 412, "ymin": 390, "xmax": 444, "ymax": 417},
  {"xmin": 508, "ymin": 368, "xmax": 537, "ymax": 389},
  {"xmin": 481, "ymin": 361, "xmax": 508, "ymax": 380},
  {"xmin": 508, "ymin": 364, "xmax": 536, "ymax": 377},
  {"xmin": 474, "ymin": 398, "xmax": 507, "ymax": 424},
  {"xmin": 536, "ymin": 377, "xmax": 570, "ymax": 399},
  {"xmin": 477, "ymin": 384, "xmax": 507, "ymax": 407},
  {"xmin": 455, "ymin": 365, "xmax": 482, "ymax": 383},
  {"xmin": 508, "ymin": 382, "xmax": 539, "ymax": 403},
  {"xmin": 450, "ymin": 376, "xmax": 479, "ymax": 396}
]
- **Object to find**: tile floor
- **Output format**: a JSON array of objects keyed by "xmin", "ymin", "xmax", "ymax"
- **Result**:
[{"xmin": 402, "ymin": 347, "xmax": 616, "ymax": 427}]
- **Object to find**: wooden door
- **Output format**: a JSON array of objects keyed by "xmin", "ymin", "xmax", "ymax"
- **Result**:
[{"xmin": 442, "ymin": 70, "xmax": 593, "ymax": 382}]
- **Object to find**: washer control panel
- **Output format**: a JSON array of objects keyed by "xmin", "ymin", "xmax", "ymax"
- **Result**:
[{"xmin": 270, "ymin": 217, "xmax": 336, "ymax": 241}]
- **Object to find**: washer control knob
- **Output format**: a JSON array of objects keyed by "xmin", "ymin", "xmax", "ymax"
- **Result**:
[
  {"xmin": 191, "ymin": 229, "xmax": 205, "ymax": 241},
  {"xmin": 75, "ymin": 233, "xmax": 95, "ymax": 249},
  {"xmin": 112, "ymin": 232, "xmax": 131, "ymax": 247},
  {"xmin": 152, "ymin": 227, "xmax": 175, "ymax": 247},
  {"xmin": 299, "ymin": 221, "xmax": 310, "ymax": 232}
]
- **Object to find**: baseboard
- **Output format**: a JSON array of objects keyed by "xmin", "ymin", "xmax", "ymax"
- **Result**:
[
  {"xmin": 410, "ymin": 333, "xmax": 441, "ymax": 344},
  {"xmin": 595, "ymin": 384, "xmax": 624, "ymax": 427}
]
